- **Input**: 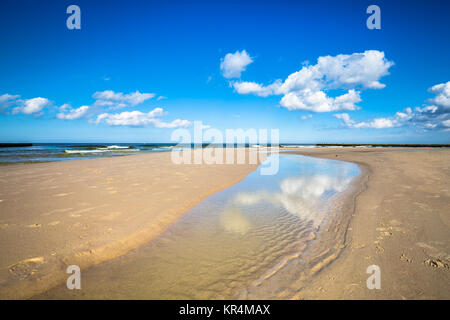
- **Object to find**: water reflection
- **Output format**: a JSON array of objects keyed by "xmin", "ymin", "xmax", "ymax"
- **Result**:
[
  {"xmin": 39, "ymin": 155, "xmax": 359, "ymax": 299},
  {"xmin": 234, "ymin": 171, "xmax": 354, "ymax": 225},
  {"xmin": 220, "ymin": 208, "xmax": 251, "ymax": 235}
]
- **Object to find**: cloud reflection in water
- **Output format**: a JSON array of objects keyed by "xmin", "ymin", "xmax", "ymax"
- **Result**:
[{"xmin": 233, "ymin": 172, "xmax": 353, "ymax": 225}]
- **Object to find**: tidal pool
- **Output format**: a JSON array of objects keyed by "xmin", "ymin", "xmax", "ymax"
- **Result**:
[{"xmin": 39, "ymin": 154, "xmax": 360, "ymax": 299}]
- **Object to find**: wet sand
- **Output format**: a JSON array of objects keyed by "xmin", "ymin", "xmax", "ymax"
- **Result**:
[
  {"xmin": 285, "ymin": 148, "xmax": 450, "ymax": 299},
  {"xmin": 0, "ymin": 149, "xmax": 263, "ymax": 299}
]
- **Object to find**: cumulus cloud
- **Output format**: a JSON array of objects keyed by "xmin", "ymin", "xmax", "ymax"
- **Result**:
[
  {"xmin": 220, "ymin": 50, "xmax": 253, "ymax": 79},
  {"xmin": 317, "ymin": 50, "xmax": 393, "ymax": 89},
  {"xmin": 229, "ymin": 50, "xmax": 393, "ymax": 112},
  {"xmin": 335, "ymin": 81, "xmax": 450, "ymax": 131},
  {"xmin": 95, "ymin": 107, "xmax": 192, "ymax": 128},
  {"xmin": 0, "ymin": 89, "xmax": 194, "ymax": 130},
  {"xmin": 92, "ymin": 90, "xmax": 155, "ymax": 109},
  {"xmin": 56, "ymin": 104, "xmax": 90, "ymax": 120},
  {"xmin": 428, "ymin": 82, "xmax": 450, "ymax": 111},
  {"xmin": 12, "ymin": 97, "xmax": 50, "ymax": 115},
  {"xmin": 280, "ymin": 88, "xmax": 362, "ymax": 112},
  {"xmin": 334, "ymin": 113, "xmax": 397, "ymax": 129}
]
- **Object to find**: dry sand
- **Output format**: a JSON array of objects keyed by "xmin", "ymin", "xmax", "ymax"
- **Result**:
[
  {"xmin": 0, "ymin": 149, "xmax": 263, "ymax": 299},
  {"xmin": 285, "ymin": 148, "xmax": 450, "ymax": 299}
]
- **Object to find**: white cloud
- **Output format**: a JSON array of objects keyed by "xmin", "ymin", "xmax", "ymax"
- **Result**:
[
  {"xmin": 157, "ymin": 96, "xmax": 167, "ymax": 101},
  {"xmin": 1, "ymin": 89, "xmax": 193, "ymax": 129},
  {"xmin": 96, "ymin": 107, "xmax": 191, "ymax": 128},
  {"xmin": 220, "ymin": 50, "xmax": 253, "ymax": 79},
  {"xmin": 334, "ymin": 81, "xmax": 450, "ymax": 131},
  {"xmin": 334, "ymin": 113, "xmax": 397, "ymax": 129},
  {"xmin": 428, "ymin": 81, "xmax": 450, "ymax": 110},
  {"xmin": 229, "ymin": 50, "xmax": 393, "ymax": 113},
  {"xmin": 56, "ymin": 105, "xmax": 90, "ymax": 120},
  {"xmin": 232, "ymin": 80, "xmax": 281, "ymax": 97},
  {"xmin": 317, "ymin": 50, "xmax": 394, "ymax": 89},
  {"xmin": 0, "ymin": 94, "xmax": 20, "ymax": 104},
  {"xmin": 280, "ymin": 89, "xmax": 361, "ymax": 112},
  {"xmin": 92, "ymin": 90, "xmax": 155, "ymax": 109},
  {"xmin": 0, "ymin": 94, "xmax": 20, "ymax": 112},
  {"xmin": 12, "ymin": 97, "xmax": 50, "ymax": 115},
  {"xmin": 301, "ymin": 114, "xmax": 312, "ymax": 120}
]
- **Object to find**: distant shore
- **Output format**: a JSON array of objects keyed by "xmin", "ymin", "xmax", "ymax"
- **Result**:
[
  {"xmin": 313, "ymin": 143, "xmax": 450, "ymax": 148},
  {"xmin": 1, "ymin": 142, "xmax": 449, "ymax": 166},
  {"xmin": 0, "ymin": 143, "xmax": 32, "ymax": 148}
]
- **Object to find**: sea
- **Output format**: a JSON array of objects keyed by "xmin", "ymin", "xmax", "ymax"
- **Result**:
[{"xmin": 0, "ymin": 143, "xmax": 317, "ymax": 165}]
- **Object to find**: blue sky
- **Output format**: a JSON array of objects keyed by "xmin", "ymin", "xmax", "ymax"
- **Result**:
[{"xmin": 0, "ymin": 0, "xmax": 449, "ymax": 143}]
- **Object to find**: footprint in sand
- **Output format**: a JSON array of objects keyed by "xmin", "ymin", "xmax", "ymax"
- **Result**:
[
  {"xmin": 424, "ymin": 258, "xmax": 449, "ymax": 269},
  {"xmin": 400, "ymin": 254, "xmax": 412, "ymax": 263},
  {"xmin": 9, "ymin": 257, "xmax": 45, "ymax": 279},
  {"xmin": 375, "ymin": 242, "xmax": 384, "ymax": 253}
]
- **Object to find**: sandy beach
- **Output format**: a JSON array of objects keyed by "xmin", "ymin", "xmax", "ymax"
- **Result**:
[
  {"xmin": 0, "ymin": 147, "xmax": 449, "ymax": 299},
  {"xmin": 285, "ymin": 147, "xmax": 450, "ymax": 299},
  {"xmin": 0, "ymin": 149, "xmax": 264, "ymax": 299}
]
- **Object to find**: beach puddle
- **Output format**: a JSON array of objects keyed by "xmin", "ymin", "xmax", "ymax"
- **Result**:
[{"xmin": 39, "ymin": 155, "xmax": 359, "ymax": 299}]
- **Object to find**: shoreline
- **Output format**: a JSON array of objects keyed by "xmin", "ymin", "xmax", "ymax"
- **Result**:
[
  {"xmin": 283, "ymin": 148, "xmax": 450, "ymax": 299},
  {"xmin": 0, "ymin": 149, "xmax": 265, "ymax": 299},
  {"xmin": 239, "ymin": 155, "xmax": 369, "ymax": 299}
]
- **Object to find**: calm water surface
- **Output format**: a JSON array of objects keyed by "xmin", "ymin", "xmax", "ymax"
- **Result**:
[{"xmin": 40, "ymin": 154, "xmax": 359, "ymax": 299}]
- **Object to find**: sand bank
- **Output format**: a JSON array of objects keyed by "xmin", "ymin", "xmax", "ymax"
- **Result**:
[
  {"xmin": 284, "ymin": 148, "xmax": 450, "ymax": 299},
  {"xmin": 0, "ymin": 149, "xmax": 264, "ymax": 299}
]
